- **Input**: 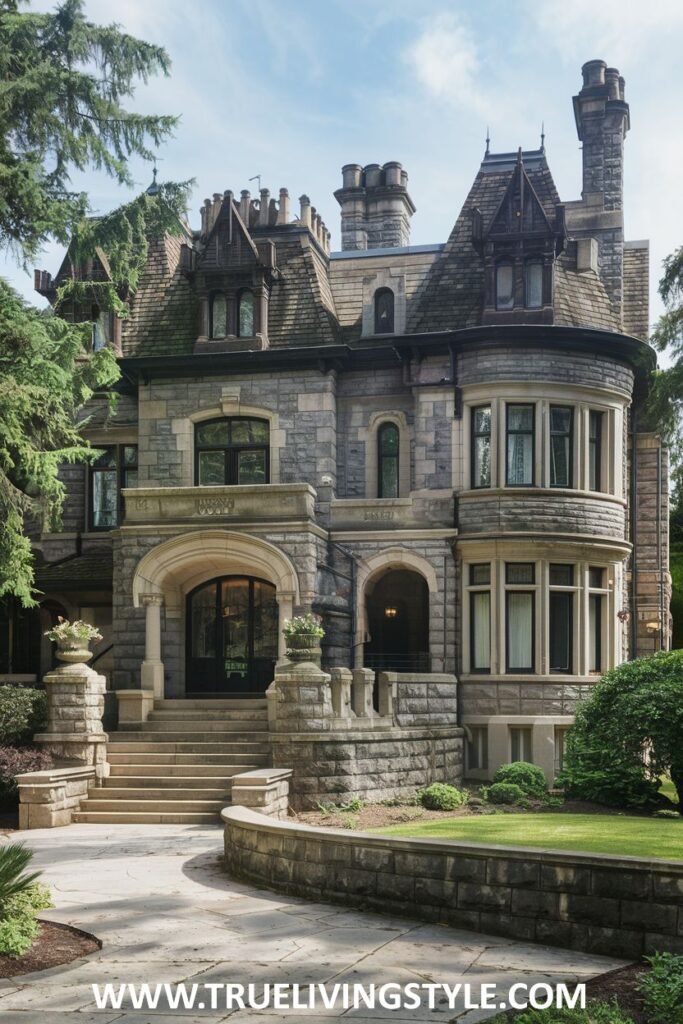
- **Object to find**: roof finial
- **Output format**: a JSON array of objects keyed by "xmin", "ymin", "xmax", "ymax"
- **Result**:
[
  {"xmin": 517, "ymin": 146, "xmax": 523, "ymax": 165},
  {"xmin": 249, "ymin": 173, "xmax": 262, "ymax": 192},
  {"xmin": 146, "ymin": 159, "xmax": 161, "ymax": 196},
  {"xmin": 485, "ymin": 126, "xmax": 490, "ymax": 156},
  {"xmin": 540, "ymin": 121, "xmax": 545, "ymax": 152}
]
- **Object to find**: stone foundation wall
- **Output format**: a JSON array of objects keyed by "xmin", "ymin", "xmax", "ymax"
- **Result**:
[
  {"xmin": 223, "ymin": 807, "xmax": 683, "ymax": 959},
  {"xmin": 271, "ymin": 727, "xmax": 462, "ymax": 810}
]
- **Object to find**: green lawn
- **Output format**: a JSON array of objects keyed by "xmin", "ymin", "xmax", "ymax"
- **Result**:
[{"xmin": 374, "ymin": 813, "xmax": 683, "ymax": 860}]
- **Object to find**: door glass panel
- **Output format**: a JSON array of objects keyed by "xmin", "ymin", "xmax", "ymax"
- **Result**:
[
  {"xmin": 222, "ymin": 579, "xmax": 249, "ymax": 680},
  {"xmin": 237, "ymin": 449, "xmax": 266, "ymax": 484},
  {"xmin": 252, "ymin": 581, "xmax": 278, "ymax": 659},
  {"xmin": 198, "ymin": 450, "xmax": 225, "ymax": 485},
  {"xmin": 191, "ymin": 584, "xmax": 216, "ymax": 658}
]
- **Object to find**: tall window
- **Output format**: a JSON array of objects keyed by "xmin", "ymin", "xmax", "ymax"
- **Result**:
[
  {"xmin": 91, "ymin": 306, "xmax": 112, "ymax": 351},
  {"xmin": 496, "ymin": 261, "xmax": 514, "ymax": 310},
  {"xmin": 90, "ymin": 445, "xmax": 138, "ymax": 530},
  {"xmin": 589, "ymin": 411, "xmax": 603, "ymax": 491},
  {"xmin": 467, "ymin": 727, "xmax": 488, "ymax": 771},
  {"xmin": 549, "ymin": 564, "xmax": 573, "ymax": 673},
  {"xmin": 506, "ymin": 404, "xmax": 534, "ymax": 486},
  {"xmin": 525, "ymin": 260, "xmax": 543, "ymax": 308},
  {"xmin": 554, "ymin": 727, "xmax": 569, "ymax": 774},
  {"xmin": 505, "ymin": 563, "xmax": 535, "ymax": 672},
  {"xmin": 471, "ymin": 406, "xmax": 491, "ymax": 488},
  {"xmin": 374, "ymin": 288, "xmax": 395, "ymax": 334},
  {"xmin": 377, "ymin": 423, "xmax": 399, "ymax": 498},
  {"xmin": 238, "ymin": 290, "xmax": 255, "ymax": 336},
  {"xmin": 469, "ymin": 564, "xmax": 491, "ymax": 671},
  {"xmin": 510, "ymin": 726, "xmax": 532, "ymax": 762},
  {"xmin": 550, "ymin": 406, "xmax": 573, "ymax": 488},
  {"xmin": 588, "ymin": 566, "xmax": 606, "ymax": 672},
  {"xmin": 195, "ymin": 418, "xmax": 269, "ymax": 486},
  {"xmin": 210, "ymin": 293, "xmax": 227, "ymax": 339}
]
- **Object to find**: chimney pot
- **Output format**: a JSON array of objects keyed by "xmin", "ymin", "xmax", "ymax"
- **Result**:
[
  {"xmin": 582, "ymin": 59, "xmax": 607, "ymax": 88},
  {"xmin": 363, "ymin": 163, "xmax": 381, "ymax": 187},
  {"xmin": 342, "ymin": 163, "xmax": 363, "ymax": 188},
  {"xmin": 277, "ymin": 188, "xmax": 290, "ymax": 225},
  {"xmin": 299, "ymin": 194, "xmax": 312, "ymax": 228},
  {"xmin": 383, "ymin": 161, "xmax": 402, "ymax": 186},
  {"xmin": 259, "ymin": 188, "xmax": 271, "ymax": 226}
]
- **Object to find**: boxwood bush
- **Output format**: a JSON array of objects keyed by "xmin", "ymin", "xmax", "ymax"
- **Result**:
[
  {"xmin": 0, "ymin": 686, "xmax": 48, "ymax": 746},
  {"xmin": 493, "ymin": 761, "xmax": 547, "ymax": 798},
  {"xmin": 416, "ymin": 783, "xmax": 467, "ymax": 811},
  {"xmin": 485, "ymin": 782, "xmax": 527, "ymax": 805}
]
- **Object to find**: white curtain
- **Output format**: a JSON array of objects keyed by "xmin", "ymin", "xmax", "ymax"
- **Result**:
[
  {"xmin": 472, "ymin": 592, "xmax": 490, "ymax": 669},
  {"xmin": 508, "ymin": 592, "xmax": 533, "ymax": 668}
]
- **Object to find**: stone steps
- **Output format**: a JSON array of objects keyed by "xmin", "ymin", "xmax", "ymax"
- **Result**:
[{"xmin": 75, "ymin": 698, "xmax": 272, "ymax": 824}]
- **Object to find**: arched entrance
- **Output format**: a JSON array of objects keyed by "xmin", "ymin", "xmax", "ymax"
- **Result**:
[
  {"xmin": 187, "ymin": 575, "xmax": 278, "ymax": 696},
  {"xmin": 364, "ymin": 569, "xmax": 430, "ymax": 673}
]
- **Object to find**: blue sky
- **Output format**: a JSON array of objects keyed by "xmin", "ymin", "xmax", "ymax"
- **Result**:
[{"xmin": 5, "ymin": 0, "xmax": 683, "ymax": 346}]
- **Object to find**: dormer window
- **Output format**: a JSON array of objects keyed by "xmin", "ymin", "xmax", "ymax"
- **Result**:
[
  {"xmin": 374, "ymin": 288, "xmax": 394, "ymax": 334},
  {"xmin": 495, "ymin": 262, "xmax": 514, "ymax": 310},
  {"xmin": 238, "ymin": 290, "xmax": 255, "ymax": 337},
  {"xmin": 525, "ymin": 260, "xmax": 543, "ymax": 309},
  {"xmin": 210, "ymin": 293, "xmax": 227, "ymax": 339},
  {"xmin": 91, "ymin": 306, "xmax": 112, "ymax": 351}
]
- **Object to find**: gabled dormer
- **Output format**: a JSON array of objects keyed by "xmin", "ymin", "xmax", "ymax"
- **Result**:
[
  {"xmin": 472, "ymin": 149, "xmax": 566, "ymax": 325},
  {"xmin": 185, "ymin": 191, "xmax": 279, "ymax": 354}
]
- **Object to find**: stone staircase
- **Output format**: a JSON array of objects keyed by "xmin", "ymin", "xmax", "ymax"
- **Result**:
[{"xmin": 73, "ymin": 699, "xmax": 271, "ymax": 824}]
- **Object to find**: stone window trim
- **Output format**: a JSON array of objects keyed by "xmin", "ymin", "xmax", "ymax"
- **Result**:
[
  {"xmin": 171, "ymin": 401, "xmax": 281, "ymax": 487},
  {"xmin": 460, "ymin": 385, "xmax": 623, "ymax": 496},
  {"xmin": 361, "ymin": 268, "xmax": 406, "ymax": 337},
  {"xmin": 361, "ymin": 410, "xmax": 411, "ymax": 499},
  {"xmin": 461, "ymin": 552, "xmax": 619, "ymax": 678}
]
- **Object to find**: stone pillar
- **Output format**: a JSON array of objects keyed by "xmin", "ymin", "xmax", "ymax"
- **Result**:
[
  {"xmin": 140, "ymin": 594, "xmax": 165, "ymax": 699},
  {"xmin": 351, "ymin": 668, "xmax": 374, "ymax": 718},
  {"xmin": 330, "ymin": 667, "xmax": 352, "ymax": 719},
  {"xmin": 266, "ymin": 660, "xmax": 334, "ymax": 733},
  {"xmin": 34, "ymin": 661, "xmax": 109, "ymax": 780}
]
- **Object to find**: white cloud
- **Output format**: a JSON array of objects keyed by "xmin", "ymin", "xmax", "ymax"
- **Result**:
[
  {"xmin": 404, "ymin": 13, "xmax": 490, "ymax": 117},
  {"xmin": 531, "ymin": 0, "xmax": 683, "ymax": 64}
]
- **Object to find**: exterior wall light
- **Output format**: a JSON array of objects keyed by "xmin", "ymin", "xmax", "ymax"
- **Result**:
[{"xmin": 384, "ymin": 606, "xmax": 398, "ymax": 618}]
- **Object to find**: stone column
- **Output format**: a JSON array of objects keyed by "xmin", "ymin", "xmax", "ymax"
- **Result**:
[
  {"xmin": 140, "ymin": 594, "xmax": 165, "ymax": 699},
  {"xmin": 34, "ymin": 660, "xmax": 109, "ymax": 780}
]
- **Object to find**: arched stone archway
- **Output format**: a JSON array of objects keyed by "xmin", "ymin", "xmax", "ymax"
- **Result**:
[{"xmin": 131, "ymin": 530, "xmax": 300, "ymax": 696}]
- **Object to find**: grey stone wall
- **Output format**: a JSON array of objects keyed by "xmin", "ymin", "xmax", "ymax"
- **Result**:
[
  {"xmin": 223, "ymin": 810, "xmax": 683, "ymax": 958},
  {"xmin": 461, "ymin": 680, "xmax": 594, "ymax": 718},
  {"xmin": 458, "ymin": 347, "xmax": 634, "ymax": 397},
  {"xmin": 459, "ymin": 495, "xmax": 625, "ymax": 540},
  {"xmin": 271, "ymin": 727, "xmax": 463, "ymax": 810}
]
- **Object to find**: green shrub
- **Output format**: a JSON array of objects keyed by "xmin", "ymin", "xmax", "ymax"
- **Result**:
[
  {"xmin": 493, "ymin": 761, "xmax": 547, "ymax": 798},
  {"xmin": 654, "ymin": 808, "xmax": 681, "ymax": 819},
  {"xmin": 485, "ymin": 782, "xmax": 527, "ymax": 805},
  {"xmin": 557, "ymin": 738, "xmax": 661, "ymax": 809},
  {"xmin": 544, "ymin": 795, "xmax": 565, "ymax": 808},
  {"xmin": 0, "ymin": 883, "xmax": 53, "ymax": 956},
  {"xmin": 416, "ymin": 783, "xmax": 467, "ymax": 811},
  {"xmin": 639, "ymin": 951, "xmax": 683, "ymax": 1024},
  {"xmin": 0, "ymin": 745, "xmax": 54, "ymax": 801},
  {"xmin": 487, "ymin": 1001, "xmax": 634, "ymax": 1023},
  {"xmin": 0, "ymin": 843, "xmax": 41, "ymax": 902},
  {"xmin": 0, "ymin": 687, "xmax": 48, "ymax": 745}
]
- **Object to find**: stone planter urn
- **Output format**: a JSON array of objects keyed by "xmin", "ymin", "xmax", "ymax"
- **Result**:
[
  {"xmin": 283, "ymin": 614, "xmax": 325, "ymax": 667},
  {"xmin": 55, "ymin": 642, "xmax": 94, "ymax": 667}
]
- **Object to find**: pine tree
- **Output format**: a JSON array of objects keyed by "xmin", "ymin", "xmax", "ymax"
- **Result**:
[{"xmin": 0, "ymin": 0, "xmax": 191, "ymax": 604}]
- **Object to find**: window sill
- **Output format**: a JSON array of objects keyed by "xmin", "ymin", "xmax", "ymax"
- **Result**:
[{"xmin": 460, "ymin": 487, "xmax": 625, "ymax": 505}]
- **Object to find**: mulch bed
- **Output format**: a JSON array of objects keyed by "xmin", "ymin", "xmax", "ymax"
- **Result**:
[
  {"xmin": 0, "ymin": 921, "xmax": 101, "ymax": 978},
  {"xmin": 583, "ymin": 961, "xmax": 648, "ymax": 1024}
]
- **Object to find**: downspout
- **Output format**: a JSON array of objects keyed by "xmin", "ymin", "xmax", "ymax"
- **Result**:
[{"xmin": 630, "ymin": 406, "xmax": 638, "ymax": 659}]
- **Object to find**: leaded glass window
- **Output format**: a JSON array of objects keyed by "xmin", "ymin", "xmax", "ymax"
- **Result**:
[
  {"xmin": 195, "ymin": 418, "xmax": 269, "ymax": 486},
  {"xmin": 506, "ymin": 404, "xmax": 534, "ymax": 486},
  {"xmin": 472, "ymin": 406, "xmax": 491, "ymax": 488},
  {"xmin": 377, "ymin": 423, "xmax": 399, "ymax": 498}
]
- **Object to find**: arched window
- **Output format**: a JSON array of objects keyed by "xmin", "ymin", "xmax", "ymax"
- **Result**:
[
  {"xmin": 195, "ymin": 418, "xmax": 269, "ymax": 486},
  {"xmin": 210, "ymin": 293, "xmax": 227, "ymax": 339},
  {"xmin": 377, "ymin": 422, "xmax": 399, "ymax": 498},
  {"xmin": 495, "ymin": 261, "xmax": 514, "ymax": 310},
  {"xmin": 374, "ymin": 288, "xmax": 394, "ymax": 334},
  {"xmin": 525, "ymin": 260, "xmax": 544, "ymax": 309},
  {"xmin": 238, "ymin": 290, "xmax": 255, "ymax": 337}
]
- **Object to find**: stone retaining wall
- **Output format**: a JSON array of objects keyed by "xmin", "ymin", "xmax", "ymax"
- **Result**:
[
  {"xmin": 223, "ymin": 806, "xmax": 683, "ymax": 959},
  {"xmin": 17, "ymin": 765, "xmax": 97, "ymax": 828}
]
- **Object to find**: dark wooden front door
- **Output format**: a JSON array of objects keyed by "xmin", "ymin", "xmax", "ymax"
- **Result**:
[{"xmin": 186, "ymin": 576, "xmax": 278, "ymax": 696}]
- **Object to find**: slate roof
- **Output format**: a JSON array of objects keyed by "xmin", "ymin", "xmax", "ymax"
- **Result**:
[
  {"xmin": 121, "ymin": 232, "xmax": 197, "ymax": 357},
  {"xmin": 34, "ymin": 550, "xmax": 113, "ymax": 591},
  {"xmin": 623, "ymin": 241, "xmax": 650, "ymax": 340}
]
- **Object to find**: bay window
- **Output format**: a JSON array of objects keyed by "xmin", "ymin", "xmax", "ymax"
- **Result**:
[
  {"xmin": 471, "ymin": 406, "xmax": 491, "ymax": 488},
  {"xmin": 549, "ymin": 406, "xmax": 573, "ymax": 488},
  {"xmin": 469, "ymin": 564, "xmax": 491, "ymax": 671},
  {"xmin": 505, "ymin": 563, "xmax": 535, "ymax": 672},
  {"xmin": 589, "ymin": 411, "xmax": 603, "ymax": 491},
  {"xmin": 506, "ymin": 405, "xmax": 534, "ymax": 486},
  {"xmin": 549, "ymin": 564, "xmax": 574, "ymax": 673}
]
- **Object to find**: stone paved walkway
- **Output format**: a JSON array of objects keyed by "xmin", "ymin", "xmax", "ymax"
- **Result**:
[{"xmin": 0, "ymin": 825, "xmax": 626, "ymax": 1023}]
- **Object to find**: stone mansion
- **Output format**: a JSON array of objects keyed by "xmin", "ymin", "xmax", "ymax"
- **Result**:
[{"xmin": 2, "ymin": 59, "xmax": 671, "ymax": 788}]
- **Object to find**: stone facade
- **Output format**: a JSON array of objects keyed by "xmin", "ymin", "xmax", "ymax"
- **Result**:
[{"xmin": 15, "ymin": 58, "xmax": 670, "ymax": 796}]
